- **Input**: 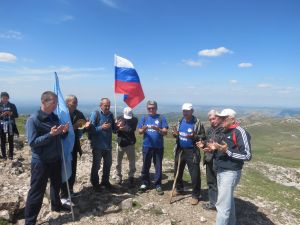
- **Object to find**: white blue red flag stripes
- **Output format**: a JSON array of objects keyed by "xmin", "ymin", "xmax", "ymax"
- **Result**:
[
  {"xmin": 54, "ymin": 72, "xmax": 75, "ymax": 183},
  {"xmin": 114, "ymin": 55, "xmax": 145, "ymax": 108}
]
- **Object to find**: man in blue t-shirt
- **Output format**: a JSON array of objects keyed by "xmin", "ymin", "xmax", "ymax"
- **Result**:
[
  {"xmin": 138, "ymin": 100, "xmax": 168, "ymax": 195},
  {"xmin": 172, "ymin": 103, "xmax": 206, "ymax": 205}
]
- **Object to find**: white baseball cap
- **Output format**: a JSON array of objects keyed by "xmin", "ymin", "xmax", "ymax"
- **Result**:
[
  {"xmin": 123, "ymin": 107, "xmax": 133, "ymax": 119},
  {"xmin": 182, "ymin": 103, "xmax": 193, "ymax": 111},
  {"xmin": 216, "ymin": 108, "xmax": 236, "ymax": 118}
]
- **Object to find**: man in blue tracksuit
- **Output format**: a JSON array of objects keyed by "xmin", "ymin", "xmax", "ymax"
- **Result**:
[
  {"xmin": 138, "ymin": 100, "xmax": 168, "ymax": 195},
  {"xmin": 25, "ymin": 91, "xmax": 70, "ymax": 225},
  {"xmin": 203, "ymin": 108, "xmax": 251, "ymax": 225},
  {"xmin": 89, "ymin": 97, "xmax": 116, "ymax": 191}
]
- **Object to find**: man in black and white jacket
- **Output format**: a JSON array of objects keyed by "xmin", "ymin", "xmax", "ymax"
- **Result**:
[{"xmin": 198, "ymin": 108, "xmax": 251, "ymax": 225}]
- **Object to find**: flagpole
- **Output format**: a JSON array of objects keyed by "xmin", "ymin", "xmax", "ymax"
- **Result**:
[
  {"xmin": 61, "ymin": 140, "xmax": 75, "ymax": 222},
  {"xmin": 114, "ymin": 54, "xmax": 117, "ymax": 120}
]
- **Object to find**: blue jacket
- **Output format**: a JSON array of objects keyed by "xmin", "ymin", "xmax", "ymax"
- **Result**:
[
  {"xmin": 26, "ymin": 109, "xmax": 65, "ymax": 163},
  {"xmin": 89, "ymin": 110, "xmax": 115, "ymax": 150}
]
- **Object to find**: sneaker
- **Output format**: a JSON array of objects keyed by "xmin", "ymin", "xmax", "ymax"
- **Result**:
[
  {"xmin": 190, "ymin": 197, "xmax": 199, "ymax": 205},
  {"xmin": 202, "ymin": 202, "xmax": 216, "ymax": 210},
  {"xmin": 156, "ymin": 186, "xmax": 164, "ymax": 195},
  {"xmin": 138, "ymin": 184, "xmax": 147, "ymax": 193},
  {"xmin": 61, "ymin": 198, "xmax": 74, "ymax": 208}
]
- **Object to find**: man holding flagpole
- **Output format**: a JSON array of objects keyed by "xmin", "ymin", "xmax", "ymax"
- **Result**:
[{"xmin": 25, "ymin": 91, "xmax": 70, "ymax": 225}]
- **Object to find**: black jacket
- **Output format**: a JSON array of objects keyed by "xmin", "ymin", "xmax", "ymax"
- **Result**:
[
  {"xmin": 70, "ymin": 109, "xmax": 86, "ymax": 155},
  {"xmin": 116, "ymin": 115, "xmax": 138, "ymax": 147},
  {"xmin": 0, "ymin": 101, "xmax": 19, "ymax": 135},
  {"xmin": 203, "ymin": 125, "xmax": 224, "ymax": 164}
]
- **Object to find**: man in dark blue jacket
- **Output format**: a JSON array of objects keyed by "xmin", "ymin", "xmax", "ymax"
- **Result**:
[
  {"xmin": 25, "ymin": 91, "xmax": 70, "ymax": 225},
  {"xmin": 89, "ymin": 97, "xmax": 116, "ymax": 191}
]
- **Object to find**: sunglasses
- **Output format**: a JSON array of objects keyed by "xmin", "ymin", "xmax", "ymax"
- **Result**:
[{"xmin": 147, "ymin": 107, "xmax": 156, "ymax": 110}]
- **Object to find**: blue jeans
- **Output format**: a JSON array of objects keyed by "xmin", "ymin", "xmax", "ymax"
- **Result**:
[
  {"xmin": 141, "ymin": 147, "xmax": 164, "ymax": 188},
  {"xmin": 90, "ymin": 149, "xmax": 112, "ymax": 186},
  {"xmin": 216, "ymin": 169, "xmax": 241, "ymax": 225}
]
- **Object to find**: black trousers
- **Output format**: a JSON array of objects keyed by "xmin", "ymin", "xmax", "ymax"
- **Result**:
[
  {"xmin": 174, "ymin": 148, "xmax": 201, "ymax": 198},
  {"xmin": 61, "ymin": 149, "xmax": 78, "ymax": 198},
  {"xmin": 25, "ymin": 160, "xmax": 62, "ymax": 225},
  {"xmin": 0, "ymin": 131, "xmax": 14, "ymax": 159},
  {"xmin": 205, "ymin": 159, "xmax": 218, "ymax": 205}
]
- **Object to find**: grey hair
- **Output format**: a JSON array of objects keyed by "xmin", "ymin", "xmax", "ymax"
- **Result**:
[
  {"xmin": 41, "ymin": 91, "xmax": 57, "ymax": 103},
  {"xmin": 100, "ymin": 97, "xmax": 110, "ymax": 105},
  {"xmin": 208, "ymin": 109, "xmax": 218, "ymax": 117},
  {"xmin": 147, "ymin": 100, "xmax": 157, "ymax": 108},
  {"xmin": 65, "ymin": 95, "xmax": 78, "ymax": 103}
]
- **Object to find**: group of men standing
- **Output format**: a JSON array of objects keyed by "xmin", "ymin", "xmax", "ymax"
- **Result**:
[{"xmin": 23, "ymin": 90, "xmax": 251, "ymax": 225}]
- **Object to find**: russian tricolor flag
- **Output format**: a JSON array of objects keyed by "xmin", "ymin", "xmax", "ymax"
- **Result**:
[{"xmin": 114, "ymin": 55, "xmax": 145, "ymax": 108}]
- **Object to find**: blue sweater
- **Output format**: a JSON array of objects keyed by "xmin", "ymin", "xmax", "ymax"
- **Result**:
[
  {"xmin": 89, "ymin": 110, "xmax": 115, "ymax": 150},
  {"xmin": 26, "ymin": 109, "xmax": 65, "ymax": 163}
]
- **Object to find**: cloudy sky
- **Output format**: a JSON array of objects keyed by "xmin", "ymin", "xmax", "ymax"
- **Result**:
[{"xmin": 0, "ymin": 0, "xmax": 299, "ymax": 108}]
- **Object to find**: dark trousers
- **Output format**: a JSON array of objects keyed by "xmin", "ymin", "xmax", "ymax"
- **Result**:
[
  {"xmin": 141, "ymin": 147, "xmax": 164, "ymax": 188},
  {"xmin": 61, "ymin": 149, "xmax": 78, "ymax": 198},
  {"xmin": 206, "ymin": 159, "xmax": 218, "ymax": 205},
  {"xmin": 25, "ymin": 160, "xmax": 62, "ymax": 225},
  {"xmin": 174, "ymin": 148, "xmax": 201, "ymax": 198},
  {"xmin": 90, "ymin": 149, "xmax": 112, "ymax": 186},
  {"xmin": 0, "ymin": 131, "xmax": 14, "ymax": 159}
]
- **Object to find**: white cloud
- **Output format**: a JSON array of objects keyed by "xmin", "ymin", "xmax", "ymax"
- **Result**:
[
  {"xmin": 182, "ymin": 59, "xmax": 202, "ymax": 67},
  {"xmin": 229, "ymin": 80, "xmax": 238, "ymax": 84},
  {"xmin": 0, "ymin": 30, "xmax": 23, "ymax": 40},
  {"xmin": 0, "ymin": 52, "xmax": 17, "ymax": 62},
  {"xmin": 100, "ymin": 0, "xmax": 118, "ymax": 9},
  {"xmin": 13, "ymin": 66, "xmax": 104, "ymax": 75},
  {"xmin": 238, "ymin": 62, "xmax": 253, "ymax": 68},
  {"xmin": 257, "ymin": 83, "xmax": 272, "ymax": 88},
  {"xmin": 198, "ymin": 47, "xmax": 232, "ymax": 57},
  {"xmin": 61, "ymin": 15, "xmax": 74, "ymax": 22}
]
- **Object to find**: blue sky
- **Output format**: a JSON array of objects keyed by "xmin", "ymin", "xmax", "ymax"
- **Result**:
[{"xmin": 0, "ymin": 0, "xmax": 300, "ymax": 108}]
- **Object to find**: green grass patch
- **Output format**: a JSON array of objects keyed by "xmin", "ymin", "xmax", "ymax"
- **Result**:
[{"xmin": 238, "ymin": 168, "xmax": 300, "ymax": 219}]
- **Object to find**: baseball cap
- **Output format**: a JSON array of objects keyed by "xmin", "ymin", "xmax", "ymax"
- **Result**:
[
  {"xmin": 216, "ymin": 108, "xmax": 236, "ymax": 118},
  {"xmin": 123, "ymin": 107, "xmax": 133, "ymax": 119},
  {"xmin": 182, "ymin": 103, "xmax": 193, "ymax": 111}
]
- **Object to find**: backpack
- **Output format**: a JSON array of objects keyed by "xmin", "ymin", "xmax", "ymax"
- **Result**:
[{"xmin": 87, "ymin": 110, "xmax": 100, "ymax": 140}]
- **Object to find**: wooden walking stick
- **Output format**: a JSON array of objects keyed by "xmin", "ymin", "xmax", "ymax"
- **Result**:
[{"xmin": 169, "ymin": 150, "xmax": 183, "ymax": 204}]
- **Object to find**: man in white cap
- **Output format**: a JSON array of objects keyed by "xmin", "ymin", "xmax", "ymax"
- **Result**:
[
  {"xmin": 202, "ymin": 108, "xmax": 251, "ymax": 225},
  {"xmin": 172, "ymin": 103, "xmax": 206, "ymax": 205},
  {"xmin": 115, "ymin": 107, "xmax": 138, "ymax": 187}
]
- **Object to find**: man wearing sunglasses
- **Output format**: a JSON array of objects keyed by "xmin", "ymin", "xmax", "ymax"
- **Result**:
[{"xmin": 138, "ymin": 100, "xmax": 168, "ymax": 195}]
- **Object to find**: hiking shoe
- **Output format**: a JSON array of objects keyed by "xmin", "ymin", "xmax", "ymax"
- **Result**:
[
  {"xmin": 202, "ymin": 202, "xmax": 216, "ymax": 210},
  {"xmin": 156, "ymin": 186, "xmax": 164, "ymax": 195},
  {"xmin": 128, "ymin": 177, "xmax": 135, "ymax": 188},
  {"xmin": 71, "ymin": 191, "xmax": 81, "ymax": 198},
  {"xmin": 93, "ymin": 185, "xmax": 102, "ymax": 193},
  {"xmin": 190, "ymin": 197, "xmax": 199, "ymax": 205},
  {"xmin": 138, "ymin": 184, "xmax": 147, "ymax": 193}
]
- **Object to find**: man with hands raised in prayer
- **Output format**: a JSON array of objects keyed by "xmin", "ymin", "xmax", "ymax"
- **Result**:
[{"xmin": 25, "ymin": 91, "xmax": 70, "ymax": 225}]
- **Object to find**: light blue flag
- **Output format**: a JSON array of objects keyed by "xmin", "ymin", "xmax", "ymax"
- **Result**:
[{"xmin": 53, "ymin": 72, "xmax": 75, "ymax": 183}]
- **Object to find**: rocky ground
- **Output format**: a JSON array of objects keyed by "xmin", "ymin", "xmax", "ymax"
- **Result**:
[{"xmin": 0, "ymin": 136, "xmax": 299, "ymax": 225}]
